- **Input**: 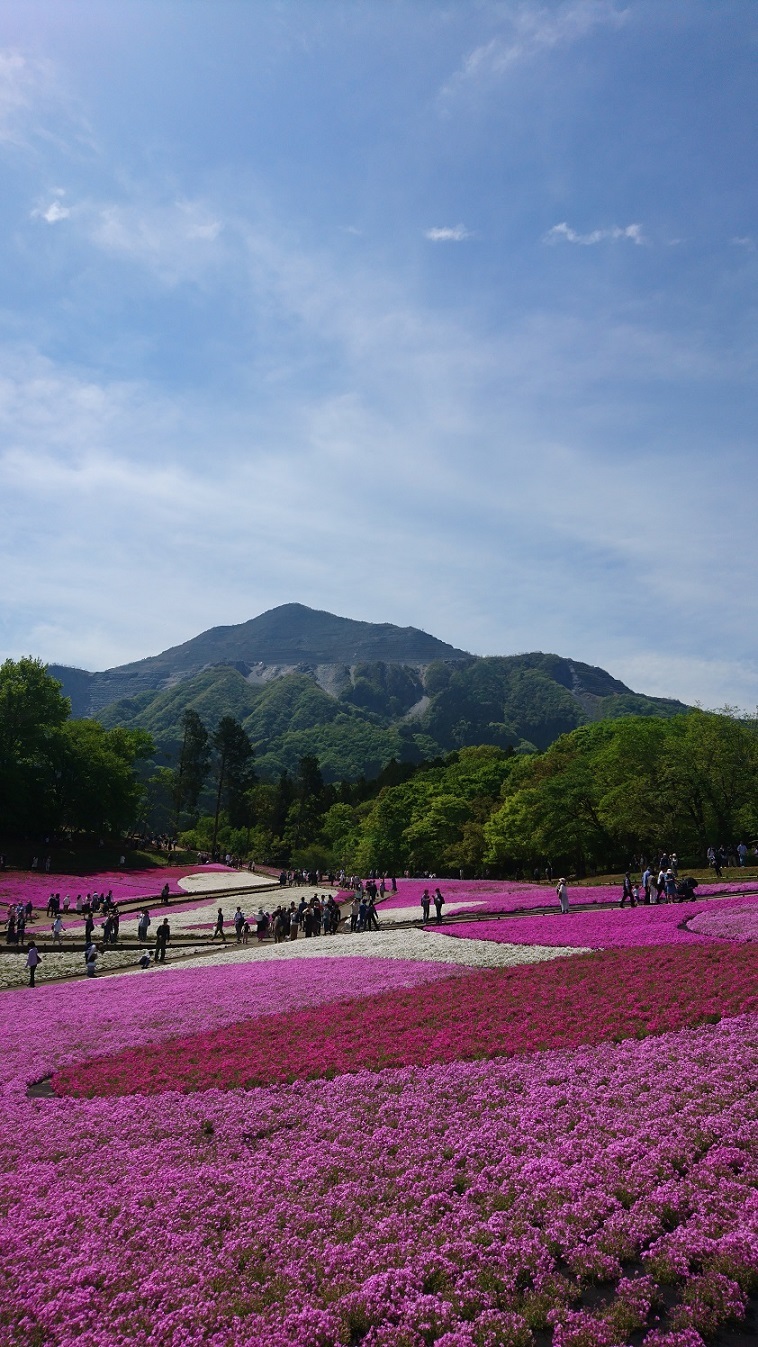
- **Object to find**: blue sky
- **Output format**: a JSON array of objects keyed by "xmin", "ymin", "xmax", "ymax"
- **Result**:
[{"xmin": 0, "ymin": 0, "xmax": 756, "ymax": 706}]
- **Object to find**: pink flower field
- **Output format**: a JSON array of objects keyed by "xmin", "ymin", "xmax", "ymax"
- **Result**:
[
  {"xmin": 2, "ymin": 1007, "xmax": 757, "ymax": 1345},
  {"xmin": 347, "ymin": 877, "xmax": 758, "ymax": 919},
  {"xmin": 52, "ymin": 943, "xmax": 758, "ymax": 1097},
  {"xmin": 1, "ymin": 920, "xmax": 757, "ymax": 1344},
  {"xmin": 441, "ymin": 893, "xmax": 758, "ymax": 949},
  {"xmin": 0, "ymin": 863, "xmax": 234, "ymax": 911}
]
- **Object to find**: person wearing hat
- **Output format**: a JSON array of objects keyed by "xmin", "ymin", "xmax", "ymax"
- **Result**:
[{"xmin": 556, "ymin": 878, "xmax": 569, "ymax": 914}]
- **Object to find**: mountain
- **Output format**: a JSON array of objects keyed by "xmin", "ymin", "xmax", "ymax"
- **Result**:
[
  {"xmin": 46, "ymin": 604, "xmax": 689, "ymax": 780},
  {"xmin": 48, "ymin": 603, "xmax": 470, "ymax": 716}
]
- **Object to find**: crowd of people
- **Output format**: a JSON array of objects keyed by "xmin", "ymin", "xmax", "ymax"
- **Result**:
[{"xmin": 212, "ymin": 893, "xmax": 353, "ymax": 944}]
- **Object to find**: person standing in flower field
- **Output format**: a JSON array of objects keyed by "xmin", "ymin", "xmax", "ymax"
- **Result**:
[
  {"xmin": 137, "ymin": 909, "xmax": 151, "ymax": 944},
  {"xmin": 212, "ymin": 908, "xmax": 226, "ymax": 942},
  {"xmin": 26, "ymin": 941, "xmax": 41, "ymax": 987},
  {"xmin": 51, "ymin": 915, "xmax": 65, "ymax": 948},
  {"xmin": 155, "ymin": 918, "xmax": 171, "ymax": 964},
  {"xmin": 556, "ymin": 878, "xmax": 569, "ymax": 914},
  {"xmin": 433, "ymin": 888, "xmax": 445, "ymax": 924},
  {"xmin": 421, "ymin": 889, "xmax": 431, "ymax": 923}
]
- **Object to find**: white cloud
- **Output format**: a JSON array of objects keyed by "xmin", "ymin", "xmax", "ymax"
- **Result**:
[
  {"xmin": 731, "ymin": 236, "xmax": 755, "ymax": 250},
  {"xmin": 425, "ymin": 224, "xmax": 472, "ymax": 242},
  {"xmin": 543, "ymin": 221, "xmax": 644, "ymax": 246},
  {"xmin": 442, "ymin": 1, "xmax": 629, "ymax": 96},
  {"xmin": 31, "ymin": 199, "xmax": 71, "ymax": 223}
]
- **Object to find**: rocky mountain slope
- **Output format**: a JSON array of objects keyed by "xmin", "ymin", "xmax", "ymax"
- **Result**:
[
  {"xmin": 48, "ymin": 603, "xmax": 470, "ymax": 716},
  {"xmin": 47, "ymin": 604, "xmax": 688, "ymax": 780}
]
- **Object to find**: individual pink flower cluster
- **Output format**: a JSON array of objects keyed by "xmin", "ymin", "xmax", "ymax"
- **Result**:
[
  {"xmin": 51, "ymin": 944, "xmax": 758, "ymax": 1098},
  {"xmin": 1, "ymin": 1013, "xmax": 756, "ymax": 1345},
  {"xmin": 687, "ymin": 902, "xmax": 758, "ymax": 943},
  {"xmin": 442, "ymin": 894, "xmax": 758, "ymax": 949}
]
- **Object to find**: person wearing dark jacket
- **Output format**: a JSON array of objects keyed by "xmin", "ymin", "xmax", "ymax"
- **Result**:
[{"xmin": 155, "ymin": 918, "xmax": 171, "ymax": 964}]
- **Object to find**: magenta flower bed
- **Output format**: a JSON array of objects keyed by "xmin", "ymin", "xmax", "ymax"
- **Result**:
[
  {"xmin": 1, "ymin": 1013, "xmax": 756, "ymax": 1345},
  {"xmin": 343, "ymin": 877, "xmax": 758, "ymax": 918},
  {"xmin": 342, "ymin": 878, "xmax": 612, "ymax": 916},
  {"xmin": 52, "ymin": 944, "xmax": 758, "ymax": 1099},
  {"xmin": 441, "ymin": 895, "xmax": 758, "ymax": 949},
  {"xmin": 0, "ymin": 956, "xmax": 457, "ymax": 1094},
  {"xmin": 688, "ymin": 903, "xmax": 758, "ymax": 943},
  {"xmin": 0, "ymin": 863, "xmax": 234, "ymax": 911}
]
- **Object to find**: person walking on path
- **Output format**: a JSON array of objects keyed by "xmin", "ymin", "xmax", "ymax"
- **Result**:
[
  {"xmin": 234, "ymin": 907, "xmax": 245, "ymax": 943},
  {"xmin": 421, "ymin": 890, "xmax": 431, "ymax": 923},
  {"xmin": 212, "ymin": 908, "xmax": 226, "ymax": 942},
  {"xmin": 155, "ymin": 918, "xmax": 171, "ymax": 964},
  {"xmin": 51, "ymin": 915, "xmax": 65, "ymax": 948},
  {"xmin": 85, "ymin": 942, "xmax": 99, "ymax": 977},
  {"xmin": 620, "ymin": 872, "xmax": 636, "ymax": 907},
  {"xmin": 556, "ymin": 878, "xmax": 569, "ymax": 914},
  {"xmin": 26, "ymin": 941, "xmax": 41, "ymax": 987},
  {"xmin": 433, "ymin": 888, "xmax": 445, "ymax": 924}
]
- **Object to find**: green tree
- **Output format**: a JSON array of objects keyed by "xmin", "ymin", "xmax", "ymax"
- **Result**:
[
  {"xmin": 51, "ymin": 722, "xmax": 153, "ymax": 836},
  {"xmin": 0, "ymin": 658, "xmax": 71, "ymax": 834},
  {"xmin": 173, "ymin": 709, "xmax": 210, "ymax": 828},
  {"xmin": 210, "ymin": 717, "xmax": 256, "ymax": 852},
  {"xmin": 284, "ymin": 755, "xmax": 325, "ymax": 853}
]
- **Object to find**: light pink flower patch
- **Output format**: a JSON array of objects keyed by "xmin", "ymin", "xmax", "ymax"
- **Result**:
[{"xmin": 687, "ymin": 902, "xmax": 758, "ymax": 943}]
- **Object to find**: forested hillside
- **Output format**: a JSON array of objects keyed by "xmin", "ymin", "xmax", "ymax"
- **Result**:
[
  {"xmin": 190, "ymin": 710, "xmax": 756, "ymax": 878},
  {"xmin": 97, "ymin": 652, "xmax": 686, "ymax": 783}
]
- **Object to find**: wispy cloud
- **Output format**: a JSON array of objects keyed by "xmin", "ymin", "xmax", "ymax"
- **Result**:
[
  {"xmin": 0, "ymin": 47, "xmax": 93, "ymax": 155},
  {"xmin": 442, "ymin": 1, "xmax": 629, "ymax": 96},
  {"xmin": 731, "ymin": 236, "xmax": 755, "ymax": 251},
  {"xmin": 425, "ymin": 224, "xmax": 472, "ymax": 242},
  {"xmin": 543, "ymin": 221, "xmax": 644, "ymax": 246},
  {"xmin": 0, "ymin": 50, "xmax": 48, "ymax": 146}
]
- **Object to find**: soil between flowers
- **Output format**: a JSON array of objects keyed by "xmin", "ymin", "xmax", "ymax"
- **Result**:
[{"xmin": 51, "ymin": 943, "xmax": 758, "ymax": 1098}]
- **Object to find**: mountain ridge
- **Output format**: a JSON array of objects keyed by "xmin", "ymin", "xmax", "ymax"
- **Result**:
[
  {"xmin": 48, "ymin": 603, "xmax": 471, "ymax": 715},
  {"xmin": 40, "ymin": 604, "xmax": 689, "ymax": 781}
]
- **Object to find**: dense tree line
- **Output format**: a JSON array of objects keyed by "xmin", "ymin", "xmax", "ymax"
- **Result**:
[
  {"xmin": 178, "ymin": 710, "xmax": 758, "ymax": 876},
  {"xmin": 4, "ymin": 658, "xmax": 755, "ymax": 878},
  {"xmin": 0, "ymin": 659, "xmax": 152, "ymax": 839}
]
